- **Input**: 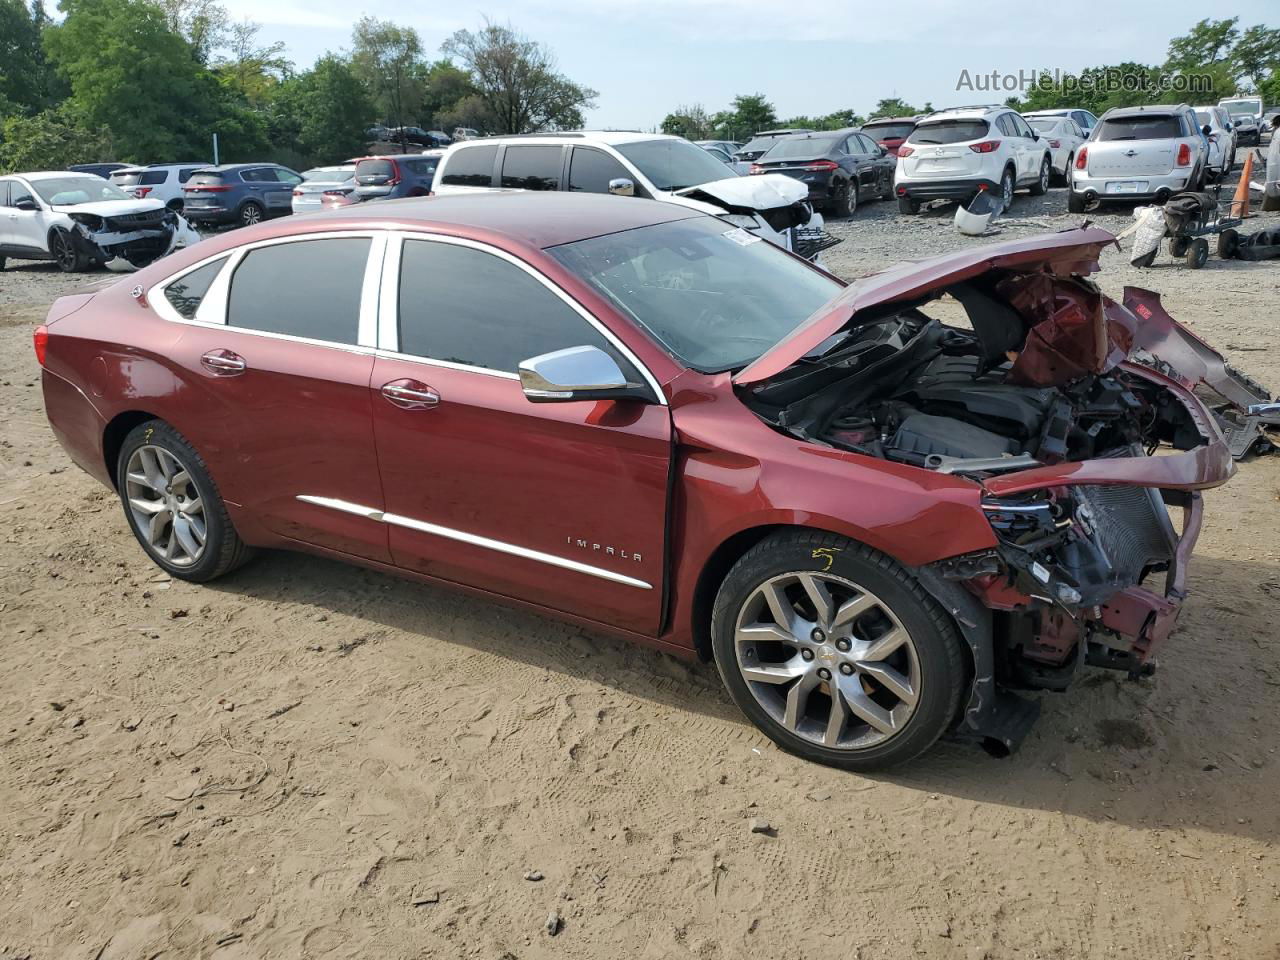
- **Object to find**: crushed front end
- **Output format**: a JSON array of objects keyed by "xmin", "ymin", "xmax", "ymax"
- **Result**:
[{"xmin": 66, "ymin": 207, "xmax": 198, "ymax": 270}]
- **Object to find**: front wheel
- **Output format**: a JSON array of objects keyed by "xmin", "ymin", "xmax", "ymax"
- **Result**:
[
  {"xmin": 116, "ymin": 420, "xmax": 254, "ymax": 582},
  {"xmin": 711, "ymin": 531, "xmax": 966, "ymax": 771},
  {"xmin": 51, "ymin": 228, "xmax": 87, "ymax": 272}
]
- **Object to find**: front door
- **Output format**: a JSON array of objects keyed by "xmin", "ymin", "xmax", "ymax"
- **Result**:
[
  {"xmin": 151, "ymin": 233, "xmax": 392, "ymax": 563},
  {"xmin": 369, "ymin": 235, "xmax": 672, "ymax": 634},
  {"xmin": 2, "ymin": 179, "xmax": 49, "ymax": 255}
]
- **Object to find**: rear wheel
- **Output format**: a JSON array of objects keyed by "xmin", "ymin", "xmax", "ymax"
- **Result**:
[
  {"xmin": 1029, "ymin": 156, "xmax": 1051, "ymax": 196},
  {"xmin": 1057, "ymin": 155, "xmax": 1073, "ymax": 186},
  {"xmin": 1217, "ymin": 228, "xmax": 1239, "ymax": 259},
  {"xmin": 711, "ymin": 530, "xmax": 966, "ymax": 771},
  {"xmin": 1185, "ymin": 237, "xmax": 1209, "ymax": 269},
  {"xmin": 116, "ymin": 420, "xmax": 254, "ymax": 582},
  {"xmin": 238, "ymin": 201, "xmax": 264, "ymax": 227},
  {"xmin": 830, "ymin": 180, "xmax": 853, "ymax": 218},
  {"xmin": 998, "ymin": 167, "xmax": 1015, "ymax": 211},
  {"xmin": 896, "ymin": 195, "xmax": 920, "ymax": 215}
]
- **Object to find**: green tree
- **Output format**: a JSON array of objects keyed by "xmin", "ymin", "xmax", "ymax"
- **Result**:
[
  {"xmin": 351, "ymin": 16, "xmax": 424, "ymax": 130},
  {"xmin": 0, "ymin": 0, "xmax": 57, "ymax": 113},
  {"xmin": 870, "ymin": 98, "xmax": 919, "ymax": 119},
  {"xmin": 274, "ymin": 55, "xmax": 371, "ymax": 166},
  {"xmin": 1232, "ymin": 25, "xmax": 1280, "ymax": 90},
  {"xmin": 155, "ymin": 0, "xmax": 230, "ymax": 63},
  {"xmin": 0, "ymin": 104, "xmax": 111, "ymax": 171},
  {"xmin": 217, "ymin": 18, "xmax": 291, "ymax": 106},
  {"xmin": 418, "ymin": 59, "xmax": 476, "ymax": 128},
  {"xmin": 1166, "ymin": 17, "xmax": 1240, "ymax": 72},
  {"xmin": 442, "ymin": 21, "xmax": 596, "ymax": 134},
  {"xmin": 727, "ymin": 93, "xmax": 776, "ymax": 136},
  {"xmin": 660, "ymin": 104, "xmax": 712, "ymax": 140}
]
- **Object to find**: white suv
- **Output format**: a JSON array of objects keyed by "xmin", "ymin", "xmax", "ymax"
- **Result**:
[
  {"xmin": 109, "ymin": 163, "xmax": 209, "ymax": 210},
  {"xmin": 431, "ymin": 131, "xmax": 834, "ymax": 261},
  {"xmin": 894, "ymin": 106, "xmax": 1052, "ymax": 214}
]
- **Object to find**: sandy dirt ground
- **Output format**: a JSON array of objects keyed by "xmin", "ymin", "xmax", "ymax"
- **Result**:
[{"xmin": 2, "ymin": 169, "xmax": 1280, "ymax": 960}]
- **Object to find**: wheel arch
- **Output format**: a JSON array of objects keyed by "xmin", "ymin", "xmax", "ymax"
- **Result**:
[{"xmin": 102, "ymin": 410, "xmax": 163, "ymax": 489}]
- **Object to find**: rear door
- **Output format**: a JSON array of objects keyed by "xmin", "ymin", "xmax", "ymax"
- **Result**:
[
  {"xmin": 147, "ymin": 232, "xmax": 391, "ymax": 562},
  {"xmin": 367, "ymin": 234, "xmax": 672, "ymax": 634},
  {"xmin": 266, "ymin": 168, "xmax": 302, "ymax": 211}
]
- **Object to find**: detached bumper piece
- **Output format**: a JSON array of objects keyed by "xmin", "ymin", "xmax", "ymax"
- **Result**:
[{"xmin": 792, "ymin": 226, "xmax": 842, "ymax": 260}]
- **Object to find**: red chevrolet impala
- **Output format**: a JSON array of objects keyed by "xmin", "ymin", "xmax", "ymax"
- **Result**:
[{"xmin": 37, "ymin": 192, "xmax": 1246, "ymax": 769}]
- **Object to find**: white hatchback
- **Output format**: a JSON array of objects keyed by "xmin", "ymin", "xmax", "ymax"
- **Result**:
[{"xmin": 894, "ymin": 106, "xmax": 1052, "ymax": 214}]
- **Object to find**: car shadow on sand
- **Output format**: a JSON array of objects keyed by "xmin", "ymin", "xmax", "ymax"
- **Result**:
[{"xmin": 204, "ymin": 545, "xmax": 1280, "ymax": 842}]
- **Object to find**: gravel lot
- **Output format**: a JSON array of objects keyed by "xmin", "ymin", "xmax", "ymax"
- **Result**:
[{"xmin": 2, "ymin": 167, "xmax": 1279, "ymax": 960}]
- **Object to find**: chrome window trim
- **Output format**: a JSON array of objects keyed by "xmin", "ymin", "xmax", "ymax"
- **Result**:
[
  {"xmin": 147, "ymin": 230, "xmax": 386, "ymax": 351},
  {"xmin": 381, "ymin": 231, "xmax": 668, "ymax": 404},
  {"xmin": 296, "ymin": 495, "xmax": 652, "ymax": 590}
]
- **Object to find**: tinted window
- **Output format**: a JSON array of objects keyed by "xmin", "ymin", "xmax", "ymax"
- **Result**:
[
  {"xmin": 228, "ymin": 238, "xmax": 371, "ymax": 345},
  {"xmin": 1096, "ymin": 115, "xmax": 1182, "ymax": 141},
  {"xmin": 356, "ymin": 159, "xmax": 396, "ymax": 182},
  {"xmin": 862, "ymin": 122, "xmax": 914, "ymax": 140},
  {"xmin": 164, "ymin": 257, "xmax": 228, "ymax": 319},
  {"xmin": 501, "ymin": 145, "xmax": 563, "ymax": 190},
  {"xmin": 908, "ymin": 120, "xmax": 990, "ymax": 144},
  {"xmin": 187, "ymin": 172, "xmax": 228, "ymax": 187},
  {"xmin": 567, "ymin": 147, "xmax": 631, "ymax": 193},
  {"xmin": 441, "ymin": 145, "xmax": 497, "ymax": 187},
  {"xmin": 112, "ymin": 170, "xmax": 145, "ymax": 186},
  {"xmin": 403, "ymin": 157, "xmax": 440, "ymax": 177},
  {"xmin": 855, "ymin": 134, "xmax": 879, "ymax": 153},
  {"xmin": 398, "ymin": 240, "xmax": 622, "ymax": 374},
  {"xmin": 178, "ymin": 168, "xmax": 202, "ymax": 183},
  {"xmin": 139, "ymin": 170, "xmax": 167, "ymax": 185},
  {"xmin": 240, "ymin": 168, "xmax": 273, "ymax": 183}
]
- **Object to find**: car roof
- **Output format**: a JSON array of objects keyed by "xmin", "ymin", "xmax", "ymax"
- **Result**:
[
  {"xmin": 9, "ymin": 170, "xmax": 111, "ymax": 181},
  {"xmin": 145, "ymin": 162, "xmax": 210, "ymax": 168},
  {"xmin": 316, "ymin": 192, "xmax": 700, "ymax": 249},
  {"xmin": 194, "ymin": 162, "xmax": 284, "ymax": 171},
  {"xmin": 450, "ymin": 130, "xmax": 668, "ymax": 147}
]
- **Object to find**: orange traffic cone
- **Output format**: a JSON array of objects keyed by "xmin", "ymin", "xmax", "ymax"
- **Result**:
[{"xmin": 1230, "ymin": 151, "xmax": 1253, "ymax": 219}]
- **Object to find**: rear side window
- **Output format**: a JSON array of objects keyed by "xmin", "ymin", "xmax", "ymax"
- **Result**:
[
  {"xmin": 500, "ymin": 145, "xmax": 563, "ymax": 190},
  {"xmin": 139, "ymin": 170, "xmax": 167, "ymax": 185},
  {"xmin": 908, "ymin": 120, "xmax": 989, "ymax": 144},
  {"xmin": 227, "ymin": 238, "xmax": 371, "ymax": 345},
  {"xmin": 241, "ymin": 168, "xmax": 274, "ymax": 183},
  {"xmin": 397, "ymin": 240, "xmax": 624, "ymax": 374},
  {"xmin": 163, "ymin": 257, "xmax": 228, "ymax": 319},
  {"xmin": 441, "ymin": 145, "xmax": 497, "ymax": 187},
  {"xmin": 1096, "ymin": 115, "xmax": 1182, "ymax": 141},
  {"xmin": 567, "ymin": 147, "xmax": 631, "ymax": 193}
]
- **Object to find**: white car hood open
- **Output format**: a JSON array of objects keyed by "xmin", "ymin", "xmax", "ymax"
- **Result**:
[
  {"xmin": 51, "ymin": 198, "xmax": 167, "ymax": 218},
  {"xmin": 675, "ymin": 173, "xmax": 808, "ymax": 211}
]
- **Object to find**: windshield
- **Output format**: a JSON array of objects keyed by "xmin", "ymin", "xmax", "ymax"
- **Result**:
[
  {"xmin": 615, "ymin": 139, "xmax": 736, "ymax": 191},
  {"xmin": 863, "ymin": 122, "xmax": 914, "ymax": 140},
  {"xmin": 32, "ymin": 177, "xmax": 132, "ymax": 205},
  {"xmin": 761, "ymin": 136, "xmax": 839, "ymax": 160},
  {"xmin": 1221, "ymin": 99, "xmax": 1261, "ymax": 116},
  {"xmin": 1096, "ymin": 115, "xmax": 1181, "ymax": 141},
  {"xmin": 908, "ymin": 120, "xmax": 989, "ymax": 144},
  {"xmin": 548, "ymin": 216, "xmax": 842, "ymax": 373}
]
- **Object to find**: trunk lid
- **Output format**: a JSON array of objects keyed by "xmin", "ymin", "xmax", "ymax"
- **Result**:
[{"xmin": 734, "ymin": 227, "xmax": 1118, "ymax": 386}]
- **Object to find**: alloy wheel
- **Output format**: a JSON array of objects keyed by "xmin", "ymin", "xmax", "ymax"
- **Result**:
[
  {"xmin": 124, "ymin": 445, "xmax": 207, "ymax": 567},
  {"xmin": 54, "ymin": 233, "xmax": 77, "ymax": 270},
  {"xmin": 1001, "ymin": 170, "xmax": 1014, "ymax": 210},
  {"xmin": 1038, "ymin": 160, "xmax": 1049, "ymax": 193},
  {"xmin": 733, "ymin": 571, "xmax": 921, "ymax": 750},
  {"xmin": 240, "ymin": 204, "xmax": 263, "ymax": 226}
]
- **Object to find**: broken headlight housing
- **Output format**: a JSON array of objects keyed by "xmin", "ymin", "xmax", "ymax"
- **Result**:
[{"xmin": 67, "ymin": 212, "xmax": 104, "ymax": 231}]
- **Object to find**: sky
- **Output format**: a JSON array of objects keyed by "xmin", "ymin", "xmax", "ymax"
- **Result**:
[{"xmin": 219, "ymin": 0, "xmax": 1278, "ymax": 130}]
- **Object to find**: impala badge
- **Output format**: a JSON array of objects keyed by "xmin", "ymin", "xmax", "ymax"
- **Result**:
[{"xmin": 567, "ymin": 536, "xmax": 642, "ymax": 563}]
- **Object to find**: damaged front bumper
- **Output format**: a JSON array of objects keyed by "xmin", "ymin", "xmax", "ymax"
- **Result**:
[{"xmin": 68, "ymin": 210, "xmax": 200, "ymax": 271}]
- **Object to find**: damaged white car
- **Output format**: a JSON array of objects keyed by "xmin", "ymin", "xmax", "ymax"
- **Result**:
[
  {"xmin": 430, "ymin": 132, "xmax": 840, "ymax": 262},
  {"xmin": 0, "ymin": 172, "xmax": 200, "ymax": 273}
]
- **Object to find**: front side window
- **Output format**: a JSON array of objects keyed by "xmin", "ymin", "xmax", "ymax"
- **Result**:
[
  {"xmin": 500, "ymin": 145, "xmax": 563, "ymax": 190},
  {"xmin": 549, "ymin": 216, "xmax": 843, "ymax": 373},
  {"xmin": 11, "ymin": 181, "xmax": 34, "ymax": 206},
  {"xmin": 163, "ymin": 257, "xmax": 228, "ymax": 319},
  {"xmin": 397, "ymin": 240, "xmax": 626, "ymax": 374},
  {"xmin": 227, "ymin": 238, "xmax": 371, "ymax": 345},
  {"xmin": 567, "ymin": 147, "xmax": 631, "ymax": 193},
  {"xmin": 441, "ymin": 145, "xmax": 497, "ymax": 187}
]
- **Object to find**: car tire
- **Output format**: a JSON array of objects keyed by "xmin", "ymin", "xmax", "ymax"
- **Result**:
[
  {"xmin": 1057, "ymin": 155, "xmax": 1073, "ymax": 186},
  {"xmin": 115, "ymin": 420, "xmax": 255, "ymax": 583},
  {"xmin": 877, "ymin": 170, "xmax": 893, "ymax": 200},
  {"xmin": 50, "ymin": 228, "xmax": 86, "ymax": 273},
  {"xmin": 238, "ymin": 201, "xmax": 264, "ymax": 227},
  {"xmin": 998, "ymin": 166, "xmax": 1015, "ymax": 211},
  {"xmin": 896, "ymin": 195, "xmax": 920, "ymax": 215},
  {"xmin": 0, "ymin": 255, "xmax": 6, "ymax": 271},
  {"xmin": 1185, "ymin": 237, "xmax": 1209, "ymax": 269},
  {"xmin": 710, "ymin": 529, "xmax": 967, "ymax": 771},
  {"xmin": 1029, "ymin": 156, "xmax": 1051, "ymax": 196},
  {"xmin": 1217, "ymin": 228, "xmax": 1239, "ymax": 259},
  {"xmin": 829, "ymin": 180, "xmax": 852, "ymax": 218},
  {"xmin": 1067, "ymin": 189, "xmax": 1087, "ymax": 214},
  {"xmin": 1169, "ymin": 236, "xmax": 1190, "ymax": 258},
  {"xmin": 167, "ymin": 199, "xmax": 184, "ymax": 212}
]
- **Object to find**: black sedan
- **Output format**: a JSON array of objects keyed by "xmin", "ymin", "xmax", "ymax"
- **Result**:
[{"xmin": 749, "ymin": 130, "xmax": 895, "ymax": 217}]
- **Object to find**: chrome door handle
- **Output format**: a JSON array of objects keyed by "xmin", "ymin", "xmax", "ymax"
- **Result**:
[
  {"xmin": 381, "ymin": 380, "xmax": 439, "ymax": 409},
  {"xmin": 200, "ymin": 349, "xmax": 246, "ymax": 375}
]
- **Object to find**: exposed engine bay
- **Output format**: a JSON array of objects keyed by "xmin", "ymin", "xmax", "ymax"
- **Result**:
[{"xmin": 740, "ymin": 267, "xmax": 1234, "ymax": 728}]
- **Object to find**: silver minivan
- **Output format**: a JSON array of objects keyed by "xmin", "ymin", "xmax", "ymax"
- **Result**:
[{"xmin": 1068, "ymin": 104, "xmax": 1208, "ymax": 211}]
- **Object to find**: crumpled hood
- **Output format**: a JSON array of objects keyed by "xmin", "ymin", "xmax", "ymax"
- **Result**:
[
  {"xmin": 677, "ymin": 173, "xmax": 808, "ymax": 212},
  {"xmin": 735, "ymin": 227, "xmax": 1117, "ymax": 385},
  {"xmin": 52, "ymin": 198, "xmax": 167, "ymax": 219}
]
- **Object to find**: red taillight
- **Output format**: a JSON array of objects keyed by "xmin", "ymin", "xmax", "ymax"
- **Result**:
[
  {"xmin": 292, "ymin": 189, "xmax": 303, "ymax": 196},
  {"xmin": 799, "ymin": 160, "xmax": 839, "ymax": 172},
  {"xmin": 1075, "ymin": 147, "xmax": 1088, "ymax": 170},
  {"xmin": 749, "ymin": 164, "xmax": 765, "ymax": 175},
  {"xmin": 969, "ymin": 140, "xmax": 1001, "ymax": 154},
  {"xmin": 1176, "ymin": 143, "xmax": 1192, "ymax": 166},
  {"xmin": 185, "ymin": 183, "xmax": 230, "ymax": 192},
  {"xmin": 897, "ymin": 146, "xmax": 914, "ymax": 157},
  {"xmin": 134, "ymin": 186, "xmax": 152, "ymax": 198},
  {"xmin": 33, "ymin": 325, "xmax": 48, "ymax": 366},
  {"xmin": 1047, "ymin": 139, "xmax": 1061, "ymax": 149}
]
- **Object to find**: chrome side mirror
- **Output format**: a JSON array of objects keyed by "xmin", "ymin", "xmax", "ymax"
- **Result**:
[
  {"xmin": 518, "ymin": 345, "xmax": 653, "ymax": 404},
  {"xmin": 607, "ymin": 178, "xmax": 635, "ymax": 197}
]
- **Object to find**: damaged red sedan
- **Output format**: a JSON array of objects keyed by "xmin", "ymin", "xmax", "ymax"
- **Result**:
[{"xmin": 37, "ymin": 193, "xmax": 1251, "ymax": 769}]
